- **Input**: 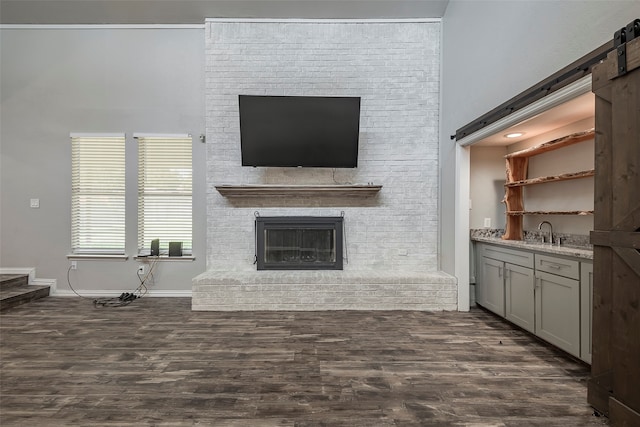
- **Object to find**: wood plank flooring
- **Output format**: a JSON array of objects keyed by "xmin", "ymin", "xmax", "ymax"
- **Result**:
[{"xmin": 0, "ymin": 297, "xmax": 607, "ymax": 426}]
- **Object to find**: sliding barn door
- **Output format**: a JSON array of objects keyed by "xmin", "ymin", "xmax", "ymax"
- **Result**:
[{"xmin": 588, "ymin": 30, "xmax": 640, "ymax": 425}]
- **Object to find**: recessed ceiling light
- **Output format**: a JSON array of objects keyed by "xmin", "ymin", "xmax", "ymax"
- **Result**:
[{"xmin": 505, "ymin": 132, "xmax": 524, "ymax": 138}]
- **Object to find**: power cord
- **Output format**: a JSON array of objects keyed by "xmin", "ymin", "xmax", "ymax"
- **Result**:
[
  {"xmin": 67, "ymin": 257, "xmax": 159, "ymax": 308},
  {"xmin": 66, "ymin": 265, "xmax": 95, "ymax": 300}
]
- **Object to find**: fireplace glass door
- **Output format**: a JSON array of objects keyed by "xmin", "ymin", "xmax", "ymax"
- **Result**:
[{"xmin": 256, "ymin": 217, "xmax": 343, "ymax": 270}]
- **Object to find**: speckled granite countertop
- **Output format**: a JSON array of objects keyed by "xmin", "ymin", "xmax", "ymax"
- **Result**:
[{"xmin": 470, "ymin": 229, "xmax": 593, "ymax": 260}]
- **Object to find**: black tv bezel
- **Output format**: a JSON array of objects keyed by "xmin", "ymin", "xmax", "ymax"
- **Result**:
[{"xmin": 238, "ymin": 94, "xmax": 361, "ymax": 168}]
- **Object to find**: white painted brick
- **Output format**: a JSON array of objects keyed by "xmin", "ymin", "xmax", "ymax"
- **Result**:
[
  {"xmin": 193, "ymin": 270, "xmax": 456, "ymax": 310},
  {"xmin": 198, "ymin": 20, "xmax": 451, "ymax": 310}
]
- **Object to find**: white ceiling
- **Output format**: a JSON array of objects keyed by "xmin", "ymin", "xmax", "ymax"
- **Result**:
[{"xmin": 0, "ymin": 0, "xmax": 451, "ymax": 24}]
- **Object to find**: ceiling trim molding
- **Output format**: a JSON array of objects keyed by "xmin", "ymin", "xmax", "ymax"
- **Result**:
[
  {"xmin": 0, "ymin": 24, "xmax": 204, "ymax": 30},
  {"xmin": 0, "ymin": 19, "xmax": 441, "ymax": 30},
  {"xmin": 456, "ymin": 75, "xmax": 592, "ymax": 147},
  {"xmin": 205, "ymin": 18, "xmax": 441, "ymax": 24}
]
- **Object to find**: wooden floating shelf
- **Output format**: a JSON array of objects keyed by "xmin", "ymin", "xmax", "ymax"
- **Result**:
[
  {"xmin": 215, "ymin": 184, "xmax": 383, "ymax": 198},
  {"xmin": 505, "ymin": 128, "xmax": 595, "ymax": 159},
  {"xmin": 502, "ymin": 128, "xmax": 596, "ymax": 241},
  {"xmin": 506, "ymin": 210, "xmax": 594, "ymax": 216},
  {"xmin": 505, "ymin": 169, "xmax": 595, "ymax": 187}
]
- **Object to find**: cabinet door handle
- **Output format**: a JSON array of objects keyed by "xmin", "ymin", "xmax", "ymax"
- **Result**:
[
  {"xmin": 498, "ymin": 266, "xmax": 503, "ymax": 278},
  {"xmin": 540, "ymin": 259, "xmax": 565, "ymax": 270}
]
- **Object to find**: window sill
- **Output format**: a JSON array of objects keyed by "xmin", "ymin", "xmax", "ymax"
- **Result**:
[
  {"xmin": 134, "ymin": 255, "xmax": 195, "ymax": 261},
  {"xmin": 67, "ymin": 254, "xmax": 195, "ymax": 261},
  {"xmin": 67, "ymin": 254, "xmax": 129, "ymax": 261}
]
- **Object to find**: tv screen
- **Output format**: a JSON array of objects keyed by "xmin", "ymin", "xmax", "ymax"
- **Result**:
[{"xmin": 239, "ymin": 95, "xmax": 361, "ymax": 168}]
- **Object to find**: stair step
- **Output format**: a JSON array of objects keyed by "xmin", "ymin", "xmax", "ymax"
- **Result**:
[
  {"xmin": 0, "ymin": 275, "xmax": 50, "ymax": 312},
  {"xmin": 0, "ymin": 274, "xmax": 29, "ymax": 289}
]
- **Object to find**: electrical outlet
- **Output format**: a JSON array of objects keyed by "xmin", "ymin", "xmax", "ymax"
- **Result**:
[
  {"xmin": 70, "ymin": 261, "xmax": 77, "ymax": 270},
  {"xmin": 484, "ymin": 218, "xmax": 492, "ymax": 228},
  {"xmin": 137, "ymin": 265, "xmax": 146, "ymax": 275}
]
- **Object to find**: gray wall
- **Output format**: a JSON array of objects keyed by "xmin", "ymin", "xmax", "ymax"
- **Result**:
[
  {"xmin": 469, "ymin": 146, "xmax": 507, "ymax": 230},
  {"xmin": 0, "ymin": 27, "xmax": 206, "ymax": 293},
  {"xmin": 440, "ymin": 1, "xmax": 639, "ymax": 275}
]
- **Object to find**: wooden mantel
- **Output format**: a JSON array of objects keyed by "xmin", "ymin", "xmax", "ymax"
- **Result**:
[{"xmin": 215, "ymin": 184, "xmax": 382, "ymax": 198}]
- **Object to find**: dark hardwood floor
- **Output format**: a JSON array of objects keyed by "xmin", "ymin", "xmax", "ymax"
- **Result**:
[{"xmin": 0, "ymin": 297, "xmax": 606, "ymax": 426}]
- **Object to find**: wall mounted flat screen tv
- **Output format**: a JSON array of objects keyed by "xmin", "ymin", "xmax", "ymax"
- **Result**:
[{"xmin": 239, "ymin": 95, "xmax": 361, "ymax": 168}]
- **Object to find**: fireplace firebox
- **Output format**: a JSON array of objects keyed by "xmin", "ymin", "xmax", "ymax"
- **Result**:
[{"xmin": 255, "ymin": 216, "xmax": 343, "ymax": 270}]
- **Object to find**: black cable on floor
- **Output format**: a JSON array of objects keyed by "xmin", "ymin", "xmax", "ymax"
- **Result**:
[{"xmin": 67, "ymin": 257, "xmax": 158, "ymax": 308}]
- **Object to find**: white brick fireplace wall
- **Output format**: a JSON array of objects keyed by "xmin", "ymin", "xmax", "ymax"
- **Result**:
[{"xmin": 193, "ymin": 19, "xmax": 457, "ymax": 310}]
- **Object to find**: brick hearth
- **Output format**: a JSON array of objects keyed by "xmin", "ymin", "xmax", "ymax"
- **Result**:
[{"xmin": 193, "ymin": 270, "xmax": 456, "ymax": 311}]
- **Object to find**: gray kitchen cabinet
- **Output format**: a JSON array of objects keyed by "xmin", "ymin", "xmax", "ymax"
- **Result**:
[
  {"xmin": 483, "ymin": 244, "xmax": 535, "ymax": 268},
  {"xmin": 474, "ymin": 243, "xmax": 485, "ymax": 308},
  {"xmin": 580, "ymin": 262, "xmax": 593, "ymax": 364},
  {"xmin": 478, "ymin": 244, "xmax": 534, "ymax": 318},
  {"xmin": 505, "ymin": 263, "xmax": 535, "ymax": 333},
  {"xmin": 534, "ymin": 269, "xmax": 580, "ymax": 357},
  {"xmin": 475, "ymin": 242, "xmax": 592, "ymax": 361},
  {"xmin": 533, "ymin": 254, "xmax": 581, "ymax": 357},
  {"xmin": 535, "ymin": 253, "xmax": 580, "ymax": 280},
  {"xmin": 480, "ymin": 257, "xmax": 505, "ymax": 316}
]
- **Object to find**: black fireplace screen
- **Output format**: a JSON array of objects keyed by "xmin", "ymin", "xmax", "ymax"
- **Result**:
[{"xmin": 255, "ymin": 216, "xmax": 343, "ymax": 270}]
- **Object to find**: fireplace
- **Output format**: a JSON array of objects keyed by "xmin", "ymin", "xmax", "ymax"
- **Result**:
[
  {"xmin": 255, "ymin": 216, "xmax": 343, "ymax": 270},
  {"xmin": 194, "ymin": 20, "xmax": 458, "ymax": 311}
]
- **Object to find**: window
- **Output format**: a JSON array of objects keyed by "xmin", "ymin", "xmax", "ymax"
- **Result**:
[
  {"xmin": 71, "ymin": 133, "xmax": 126, "ymax": 254},
  {"xmin": 136, "ymin": 134, "xmax": 193, "ymax": 255}
]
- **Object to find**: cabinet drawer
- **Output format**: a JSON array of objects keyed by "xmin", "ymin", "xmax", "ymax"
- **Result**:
[
  {"xmin": 482, "ymin": 245, "xmax": 534, "ymax": 268},
  {"xmin": 535, "ymin": 254, "xmax": 580, "ymax": 280}
]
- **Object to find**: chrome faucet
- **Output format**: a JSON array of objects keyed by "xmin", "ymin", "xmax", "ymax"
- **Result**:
[{"xmin": 538, "ymin": 221, "xmax": 553, "ymax": 245}]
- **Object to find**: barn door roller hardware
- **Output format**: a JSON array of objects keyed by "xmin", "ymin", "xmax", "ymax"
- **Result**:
[{"xmin": 614, "ymin": 19, "xmax": 640, "ymax": 77}]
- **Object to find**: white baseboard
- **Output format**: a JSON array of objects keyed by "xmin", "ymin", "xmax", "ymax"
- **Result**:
[
  {"xmin": 32, "ymin": 278, "xmax": 57, "ymax": 294},
  {"xmin": 53, "ymin": 289, "xmax": 192, "ymax": 298},
  {"xmin": 0, "ymin": 267, "xmax": 36, "ymax": 283},
  {"xmin": 1, "ymin": 267, "xmax": 188, "ymax": 297},
  {"xmin": 0, "ymin": 267, "xmax": 58, "ymax": 290},
  {"xmin": 0, "ymin": 267, "xmax": 57, "ymax": 293}
]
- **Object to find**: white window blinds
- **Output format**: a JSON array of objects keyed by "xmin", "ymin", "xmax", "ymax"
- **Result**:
[
  {"xmin": 136, "ymin": 134, "xmax": 193, "ymax": 254},
  {"xmin": 71, "ymin": 134, "xmax": 126, "ymax": 254}
]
